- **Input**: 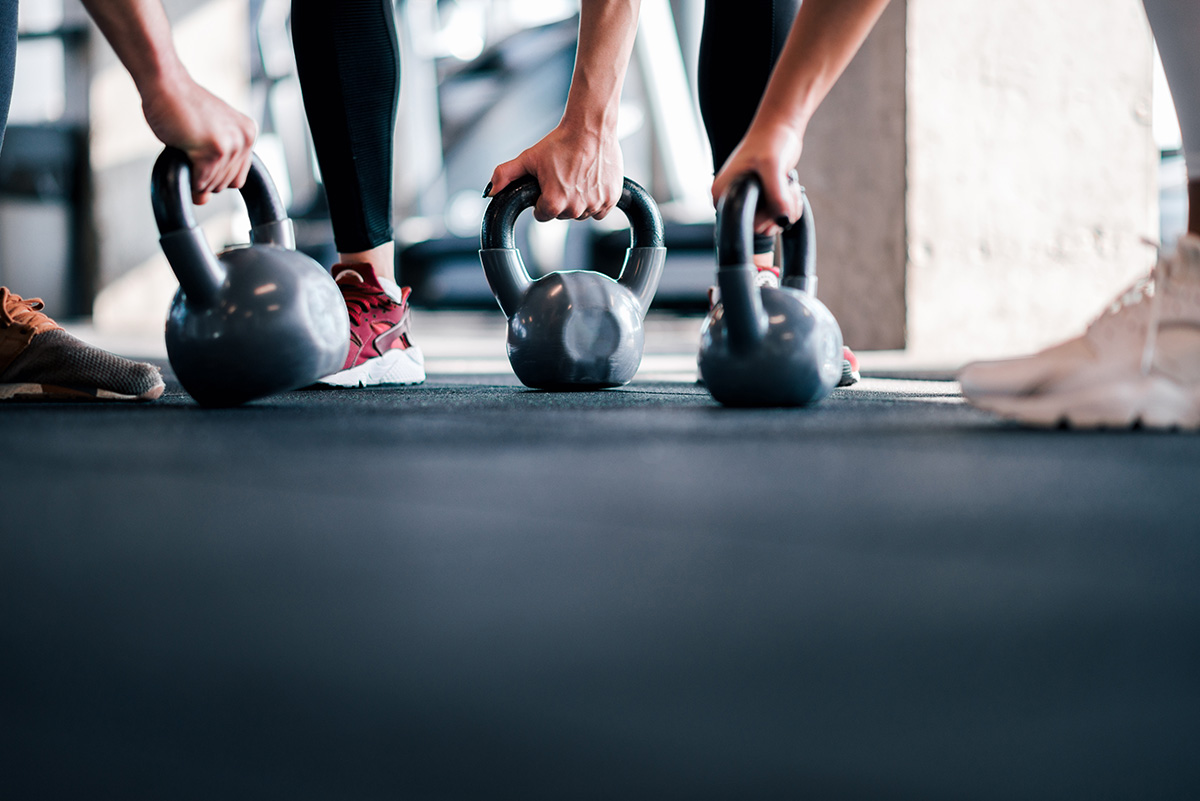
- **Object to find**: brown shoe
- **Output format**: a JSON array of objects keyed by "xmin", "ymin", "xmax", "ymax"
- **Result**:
[{"xmin": 0, "ymin": 287, "xmax": 164, "ymax": 401}]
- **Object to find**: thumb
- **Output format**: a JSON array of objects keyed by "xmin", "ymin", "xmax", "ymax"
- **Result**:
[
  {"xmin": 487, "ymin": 158, "xmax": 532, "ymax": 198},
  {"xmin": 756, "ymin": 167, "xmax": 799, "ymax": 229}
]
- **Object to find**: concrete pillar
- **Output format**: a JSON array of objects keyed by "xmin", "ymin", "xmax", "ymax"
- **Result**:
[{"xmin": 801, "ymin": 0, "xmax": 1157, "ymax": 362}]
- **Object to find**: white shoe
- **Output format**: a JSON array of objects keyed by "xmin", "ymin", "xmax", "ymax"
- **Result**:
[
  {"xmin": 315, "ymin": 263, "xmax": 426, "ymax": 388},
  {"xmin": 958, "ymin": 234, "xmax": 1200, "ymax": 430}
]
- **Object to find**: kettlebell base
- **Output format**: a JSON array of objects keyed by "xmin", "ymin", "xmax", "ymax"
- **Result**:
[
  {"xmin": 511, "ymin": 358, "xmax": 634, "ymax": 390},
  {"xmin": 698, "ymin": 287, "xmax": 844, "ymax": 409},
  {"xmin": 516, "ymin": 378, "xmax": 628, "ymax": 392}
]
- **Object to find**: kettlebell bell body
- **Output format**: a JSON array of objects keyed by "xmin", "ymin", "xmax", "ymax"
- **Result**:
[
  {"xmin": 698, "ymin": 175, "xmax": 844, "ymax": 407},
  {"xmin": 479, "ymin": 176, "xmax": 666, "ymax": 389},
  {"xmin": 152, "ymin": 148, "xmax": 349, "ymax": 406}
]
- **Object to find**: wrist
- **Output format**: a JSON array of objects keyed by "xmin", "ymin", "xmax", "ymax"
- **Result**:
[
  {"xmin": 131, "ymin": 50, "xmax": 191, "ymax": 101},
  {"xmin": 749, "ymin": 111, "xmax": 807, "ymax": 149},
  {"xmin": 559, "ymin": 101, "xmax": 620, "ymax": 140},
  {"xmin": 554, "ymin": 118, "xmax": 616, "ymax": 154}
]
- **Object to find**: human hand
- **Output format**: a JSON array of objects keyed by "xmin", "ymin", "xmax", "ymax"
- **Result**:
[
  {"xmin": 711, "ymin": 121, "xmax": 805, "ymax": 236},
  {"xmin": 486, "ymin": 123, "xmax": 624, "ymax": 222},
  {"xmin": 140, "ymin": 76, "xmax": 257, "ymax": 205}
]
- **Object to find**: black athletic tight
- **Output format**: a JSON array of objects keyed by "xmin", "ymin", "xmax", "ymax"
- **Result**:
[
  {"xmin": 1, "ymin": 0, "xmax": 17, "ymax": 152},
  {"xmin": 290, "ymin": 0, "xmax": 400, "ymax": 255},
  {"xmin": 284, "ymin": 0, "xmax": 796, "ymax": 256},
  {"xmin": 699, "ymin": 0, "xmax": 802, "ymax": 254}
]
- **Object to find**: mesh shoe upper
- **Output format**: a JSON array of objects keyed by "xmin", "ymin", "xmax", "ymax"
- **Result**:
[
  {"xmin": 333, "ymin": 263, "xmax": 416, "ymax": 371},
  {"xmin": 1, "ymin": 288, "xmax": 61, "ymax": 373},
  {"xmin": 957, "ymin": 235, "xmax": 1200, "ymax": 428},
  {"xmin": 960, "ymin": 235, "xmax": 1200, "ymax": 399},
  {"xmin": 1, "ymin": 287, "xmax": 163, "ymax": 400}
]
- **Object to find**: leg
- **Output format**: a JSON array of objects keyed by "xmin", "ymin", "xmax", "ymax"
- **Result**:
[
  {"xmin": 957, "ymin": 1, "xmax": 1200, "ymax": 429},
  {"xmin": 1142, "ymin": 0, "xmax": 1200, "ymax": 235},
  {"xmin": 0, "ymin": 0, "xmax": 162, "ymax": 401},
  {"xmin": 290, "ymin": 0, "xmax": 399, "ymax": 280},
  {"xmin": 698, "ymin": 0, "xmax": 800, "ymax": 263},
  {"xmin": 289, "ymin": 0, "xmax": 423, "ymax": 387},
  {"xmin": 697, "ymin": 0, "xmax": 859, "ymax": 384},
  {"xmin": 0, "ymin": 0, "xmax": 14, "ymax": 151}
]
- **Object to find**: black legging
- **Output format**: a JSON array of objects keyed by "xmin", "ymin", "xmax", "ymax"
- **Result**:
[
  {"xmin": 291, "ymin": 0, "xmax": 399, "ymax": 255},
  {"xmin": 1, "ymin": 0, "xmax": 17, "ymax": 153},
  {"xmin": 699, "ymin": 0, "xmax": 801, "ymax": 254}
]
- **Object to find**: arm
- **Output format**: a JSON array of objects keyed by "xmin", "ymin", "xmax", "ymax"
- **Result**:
[
  {"xmin": 712, "ymin": 0, "xmax": 892, "ymax": 234},
  {"xmin": 80, "ymin": 0, "xmax": 257, "ymax": 204},
  {"xmin": 487, "ymin": 0, "xmax": 640, "ymax": 222}
]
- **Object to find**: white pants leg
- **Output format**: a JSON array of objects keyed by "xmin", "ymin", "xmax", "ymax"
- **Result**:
[{"xmin": 1143, "ymin": 0, "xmax": 1200, "ymax": 177}]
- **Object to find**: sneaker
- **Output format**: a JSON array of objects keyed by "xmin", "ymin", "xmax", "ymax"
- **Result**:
[
  {"xmin": 0, "ymin": 287, "xmax": 164, "ymax": 401},
  {"xmin": 705, "ymin": 265, "xmax": 780, "ymax": 308},
  {"xmin": 704, "ymin": 266, "xmax": 860, "ymax": 387},
  {"xmin": 755, "ymin": 265, "xmax": 781, "ymax": 289},
  {"xmin": 958, "ymin": 234, "xmax": 1200, "ymax": 429},
  {"xmin": 317, "ymin": 263, "xmax": 425, "ymax": 387},
  {"xmin": 840, "ymin": 345, "xmax": 861, "ymax": 387}
]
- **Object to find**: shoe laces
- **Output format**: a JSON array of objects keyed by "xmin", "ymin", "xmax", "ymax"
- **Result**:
[
  {"xmin": 0, "ymin": 287, "xmax": 57, "ymax": 332},
  {"xmin": 335, "ymin": 270, "xmax": 399, "ymax": 328},
  {"xmin": 755, "ymin": 266, "xmax": 781, "ymax": 288},
  {"xmin": 1096, "ymin": 240, "xmax": 1167, "ymax": 376}
]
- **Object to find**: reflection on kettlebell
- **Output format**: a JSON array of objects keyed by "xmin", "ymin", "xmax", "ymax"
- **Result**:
[
  {"xmin": 698, "ymin": 174, "xmax": 844, "ymax": 407},
  {"xmin": 152, "ymin": 147, "xmax": 349, "ymax": 406},
  {"xmin": 479, "ymin": 175, "xmax": 666, "ymax": 389}
]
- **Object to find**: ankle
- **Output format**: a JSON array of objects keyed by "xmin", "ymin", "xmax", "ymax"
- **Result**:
[{"xmin": 338, "ymin": 241, "xmax": 395, "ymax": 284}]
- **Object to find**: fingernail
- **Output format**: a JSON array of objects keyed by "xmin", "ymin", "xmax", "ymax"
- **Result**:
[{"xmin": 482, "ymin": 181, "xmax": 493, "ymax": 199}]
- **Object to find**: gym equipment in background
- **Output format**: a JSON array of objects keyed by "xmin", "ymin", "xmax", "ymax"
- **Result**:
[
  {"xmin": 152, "ymin": 148, "xmax": 349, "ymax": 407},
  {"xmin": 698, "ymin": 174, "xmax": 843, "ymax": 407},
  {"xmin": 479, "ymin": 175, "xmax": 666, "ymax": 389}
]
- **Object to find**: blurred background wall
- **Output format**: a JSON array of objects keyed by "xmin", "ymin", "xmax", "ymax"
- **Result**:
[{"xmin": 0, "ymin": 0, "xmax": 1173, "ymax": 364}]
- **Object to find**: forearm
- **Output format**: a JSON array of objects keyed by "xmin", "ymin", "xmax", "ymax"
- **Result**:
[
  {"xmin": 79, "ymin": 0, "xmax": 256, "ymax": 203},
  {"xmin": 561, "ymin": 0, "xmax": 642, "ymax": 136},
  {"xmin": 486, "ymin": 0, "xmax": 640, "ymax": 217},
  {"xmin": 753, "ymin": 0, "xmax": 892, "ymax": 140},
  {"xmin": 709, "ymin": 0, "xmax": 892, "ymax": 234},
  {"xmin": 78, "ymin": 0, "xmax": 188, "ymax": 96}
]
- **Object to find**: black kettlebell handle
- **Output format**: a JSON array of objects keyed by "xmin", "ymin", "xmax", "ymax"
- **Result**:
[
  {"xmin": 151, "ymin": 147, "xmax": 296, "ymax": 308},
  {"xmin": 715, "ymin": 172, "xmax": 817, "ymax": 354},
  {"xmin": 780, "ymin": 189, "xmax": 816, "ymax": 294},
  {"xmin": 480, "ymin": 175, "xmax": 665, "ymax": 250},
  {"xmin": 151, "ymin": 147, "xmax": 293, "ymax": 246},
  {"xmin": 716, "ymin": 173, "xmax": 815, "ymax": 288}
]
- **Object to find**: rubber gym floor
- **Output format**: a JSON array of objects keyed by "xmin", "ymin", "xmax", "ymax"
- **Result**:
[{"xmin": 2, "ymin": 312, "xmax": 1198, "ymax": 800}]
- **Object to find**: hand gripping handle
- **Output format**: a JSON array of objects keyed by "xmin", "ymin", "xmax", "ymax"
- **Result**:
[
  {"xmin": 151, "ymin": 148, "xmax": 296, "ymax": 307},
  {"xmin": 479, "ymin": 175, "xmax": 666, "ymax": 315}
]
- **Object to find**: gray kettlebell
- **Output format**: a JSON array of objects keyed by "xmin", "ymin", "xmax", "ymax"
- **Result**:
[
  {"xmin": 698, "ymin": 174, "xmax": 844, "ymax": 407},
  {"xmin": 479, "ymin": 175, "xmax": 666, "ymax": 389},
  {"xmin": 152, "ymin": 147, "xmax": 349, "ymax": 406}
]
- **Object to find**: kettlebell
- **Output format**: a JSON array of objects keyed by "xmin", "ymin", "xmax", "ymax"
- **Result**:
[
  {"xmin": 152, "ymin": 147, "xmax": 349, "ymax": 406},
  {"xmin": 479, "ymin": 175, "xmax": 666, "ymax": 389},
  {"xmin": 698, "ymin": 174, "xmax": 844, "ymax": 407}
]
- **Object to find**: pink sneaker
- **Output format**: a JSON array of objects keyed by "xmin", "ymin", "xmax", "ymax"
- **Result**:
[
  {"xmin": 840, "ymin": 345, "xmax": 860, "ymax": 387},
  {"xmin": 317, "ymin": 263, "xmax": 425, "ymax": 387}
]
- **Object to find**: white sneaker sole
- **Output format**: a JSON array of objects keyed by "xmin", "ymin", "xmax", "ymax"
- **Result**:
[
  {"xmin": 317, "ymin": 346, "xmax": 426, "ymax": 388},
  {"xmin": 964, "ymin": 375, "xmax": 1200, "ymax": 430},
  {"xmin": 0, "ymin": 380, "xmax": 165, "ymax": 401}
]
